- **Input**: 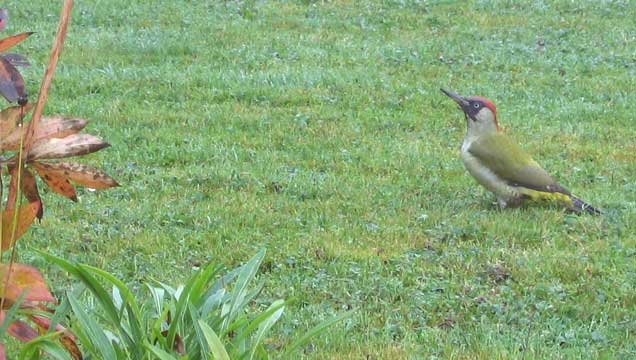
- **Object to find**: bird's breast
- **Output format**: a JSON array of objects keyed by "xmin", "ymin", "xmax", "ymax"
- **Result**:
[{"xmin": 460, "ymin": 147, "xmax": 519, "ymax": 201}]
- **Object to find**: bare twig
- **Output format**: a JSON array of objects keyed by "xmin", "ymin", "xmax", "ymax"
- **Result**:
[{"xmin": 23, "ymin": 0, "xmax": 74, "ymax": 153}]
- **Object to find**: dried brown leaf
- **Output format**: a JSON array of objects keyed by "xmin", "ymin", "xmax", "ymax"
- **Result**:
[
  {"xmin": 0, "ymin": 262, "xmax": 55, "ymax": 303},
  {"xmin": 1, "ymin": 201, "xmax": 41, "ymax": 250},
  {"xmin": 19, "ymin": 168, "xmax": 40, "ymax": 204},
  {"xmin": 5, "ymin": 165, "xmax": 17, "ymax": 211},
  {"xmin": 2, "ymin": 53, "xmax": 30, "ymax": 67},
  {"xmin": 0, "ymin": 55, "xmax": 26, "ymax": 103},
  {"xmin": 6, "ymin": 165, "xmax": 42, "ymax": 218},
  {"xmin": 32, "ymin": 165, "xmax": 77, "ymax": 201},
  {"xmin": 31, "ymin": 315, "xmax": 82, "ymax": 359},
  {"xmin": 2, "ymin": 115, "xmax": 87, "ymax": 151},
  {"xmin": 28, "ymin": 134, "xmax": 109, "ymax": 161},
  {"xmin": 0, "ymin": 103, "xmax": 32, "ymax": 139},
  {"xmin": 32, "ymin": 161, "xmax": 118, "ymax": 189},
  {"xmin": 0, "ymin": 32, "xmax": 33, "ymax": 52}
]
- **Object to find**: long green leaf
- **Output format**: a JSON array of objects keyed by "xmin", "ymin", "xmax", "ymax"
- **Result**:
[
  {"xmin": 73, "ymin": 265, "xmax": 135, "ymax": 348},
  {"xmin": 33, "ymin": 250, "xmax": 81, "ymax": 278},
  {"xmin": 0, "ymin": 290, "xmax": 26, "ymax": 336},
  {"xmin": 232, "ymin": 300, "xmax": 286, "ymax": 345},
  {"xmin": 283, "ymin": 310, "xmax": 354, "ymax": 356},
  {"xmin": 222, "ymin": 249, "xmax": 265, "ymax": 332},
  {"xmin": 200, "ymin": 288, "xmax": 225, "ymax": 319},
  {"xmin": 188, "ymin": 303, "xmax": 208, "ymax": 360},
  {"xmin": 198, "ymin": 320, "xmax": 230, "ymax": 360},
  {"xmin": 146, "ymin": 284, "xmax": 165, "ymax": 318},
  {"xmin": 165, "ymin": 282, "xmax": 193, "ymax": 351},
  {"xmin": 47, "ymin": 296, "xmax": 72, "ymax": 335},
  {"xmin": 249, "ymin": 299, "xmax": 285, "ymax": 360},
  {"xmin": 145, "ymin": 343, "xmax": 179, "ymax": 360},
  {"xmin": 79, "ymin": 264, "xmax": 142, "ymax": 322},
  {"xmin": 67, "ymin": 293, "xmax": 116, "ymax": 359},
  {"xmin": 188, "ymin": 262, "xmax": 221, "ymax": 307},
  {"xmin": 19, "ymin": 332, "xmax": 72, "ymax": 360}
]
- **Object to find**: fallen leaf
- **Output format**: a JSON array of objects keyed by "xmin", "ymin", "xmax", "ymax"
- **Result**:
[
  {"xmin": 0, "ymin": 262, "xmax": 55, "ymax": 303},
  {"xmin": 33, "ymin": 161, "xmax": 119, "ymax": 189},
  {"xmin": 0, "ymin": 55, "xmax": 26, "ymax": 103},
  {"xmin": 28, "ymin": 134, "xmax": 109, "ymax": 161},
  {"xmin": 1, "ymin": 201, "xmax": 41, "ymax": 250},
  {"xmin": 32, "ymin": 165, "xmax": 77, "ymax": 201},
  {"xmin": 0, "ymin": 32, "xmax": 33, "ymax": 53}
]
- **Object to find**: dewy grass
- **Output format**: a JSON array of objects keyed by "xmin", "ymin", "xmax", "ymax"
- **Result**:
[{"xmin": 11, "ymin": 0, "xmax": 636, "ymax": 358}]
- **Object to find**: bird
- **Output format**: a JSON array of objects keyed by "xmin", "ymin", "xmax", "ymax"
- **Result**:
[{"xmin": 440, "ymin": 88, "xmax": 601, "ymax": 215}]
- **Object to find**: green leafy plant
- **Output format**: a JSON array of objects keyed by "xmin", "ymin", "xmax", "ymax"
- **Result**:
[
  {"xmin": 38, "ymin": 249, "xmax": 350, "ymax": 359},
  {"xmin": 0, "ymin": 2, "xmax": 117, "ymax": 358}
]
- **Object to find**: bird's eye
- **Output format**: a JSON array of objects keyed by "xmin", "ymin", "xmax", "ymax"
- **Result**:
[{"xmin": 473, "ymin": 103, "xmax": 480, "ymax": 108}]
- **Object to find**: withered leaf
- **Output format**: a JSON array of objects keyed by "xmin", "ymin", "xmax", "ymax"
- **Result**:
[
  {"xmin": 32, "ymin": 164, "xmax": 77, "ymax": 201},
  {"xmin": 0, "ymin": 262, "xmax": 55, "ymax": 303},
  {"xmin": 1, "ymin": 201, "xmax": 41, "ymax": 250},
  {"xmin": 32, "ymin": 161, "xmax": 118, "ymax": 189},
  {"xmin": 0, "ymin": 32, "xmax": 33, "ymax": 52},
  {"xmin": 31, "ymin": 315, "xmax": 82, "ymax": 360},
  {"xmin": 0, "ymin": 103, "xmax": 33, "ymax": 139},
  {"xmin": 5, "ymin": 165, "xmax": 17, "ymax": 212},
  {"xmin": 20, "ymin": 169, "xmax": 42, "ymax": 219},
  {"xmin": 0, "ymin": 55, "xmax": 26, "ymax": 103},
  {"xmin": 28, "ymin": 134, "xmax": 109, "ymax": 161},
  {"xmin": 8, "ymin": 320, "xmax": 38, "ymax": 342},
  {"xmin": 2, "ymin": 115, "xmax": 88, "ymax": 151},
  {"xmin": 1, "ymin": 54, "xmax": 30, "ymax": 67},
  {"xmin": 6, "ymin": 166, "xmax": 42, "ymax": 219},
  {"xmin": 161, "ymin": 330, "xmax": 185, "ymax": 355}
]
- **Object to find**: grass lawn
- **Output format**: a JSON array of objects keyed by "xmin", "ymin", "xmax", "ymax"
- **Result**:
[{"xmin": 8, "ymin": 0, "xmax": 636, "ymax": 358}]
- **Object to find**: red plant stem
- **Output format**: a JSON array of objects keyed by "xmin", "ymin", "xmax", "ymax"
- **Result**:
[
  {"xmin": 22, "ymin": 0, "xmax": 74, "ymax": 153},
  {"xmin": 1, "ymin": 0, "xmax": 74, "ymax": 312}
]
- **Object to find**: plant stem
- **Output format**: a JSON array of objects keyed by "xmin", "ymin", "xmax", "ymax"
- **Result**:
[{"xmin": 23, "ymin": 0, "xmax": 74, "ymax": 153}]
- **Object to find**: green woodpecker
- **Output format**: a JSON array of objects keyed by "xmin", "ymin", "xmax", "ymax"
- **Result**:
[{"xmin": 441, "ymin": 88, "xmax": 600, "ymax": 215}]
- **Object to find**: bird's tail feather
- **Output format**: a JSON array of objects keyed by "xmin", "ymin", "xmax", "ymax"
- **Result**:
[{"xmin": 570, "ymin": 196, "xmax": 602, "ymax": 215}]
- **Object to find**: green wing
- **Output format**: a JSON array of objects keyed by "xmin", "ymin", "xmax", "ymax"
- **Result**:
[{"xmin": 467, "ymin": 133, "xmax": 569, "ymax": 194}]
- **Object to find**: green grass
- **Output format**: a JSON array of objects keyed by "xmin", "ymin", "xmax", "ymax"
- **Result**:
[{"xmin": 6, "ymin": 0, "xmax": 636, "ymax": 358}]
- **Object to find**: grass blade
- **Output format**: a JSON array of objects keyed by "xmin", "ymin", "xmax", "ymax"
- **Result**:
[
  {"xmin": 46, "ymin": 296, "xmax": 72, "ymax": 335},
  {"xmin": 0, "ymin": 290, "xmax": 26, "ymax": 336},
  {"xmin": 283, "ymin": 310, "xmax": 354, "ymax": 356}
]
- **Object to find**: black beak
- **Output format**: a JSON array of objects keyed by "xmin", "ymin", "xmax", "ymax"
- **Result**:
[{"xmin": 440, "ymin": 88, "xmax": 469, "ymax": 107}]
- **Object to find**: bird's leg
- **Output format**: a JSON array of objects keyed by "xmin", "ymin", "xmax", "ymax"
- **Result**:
[{"xmin": 497, "ymin": 195, "xmax": 525, "ymax": 209}]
